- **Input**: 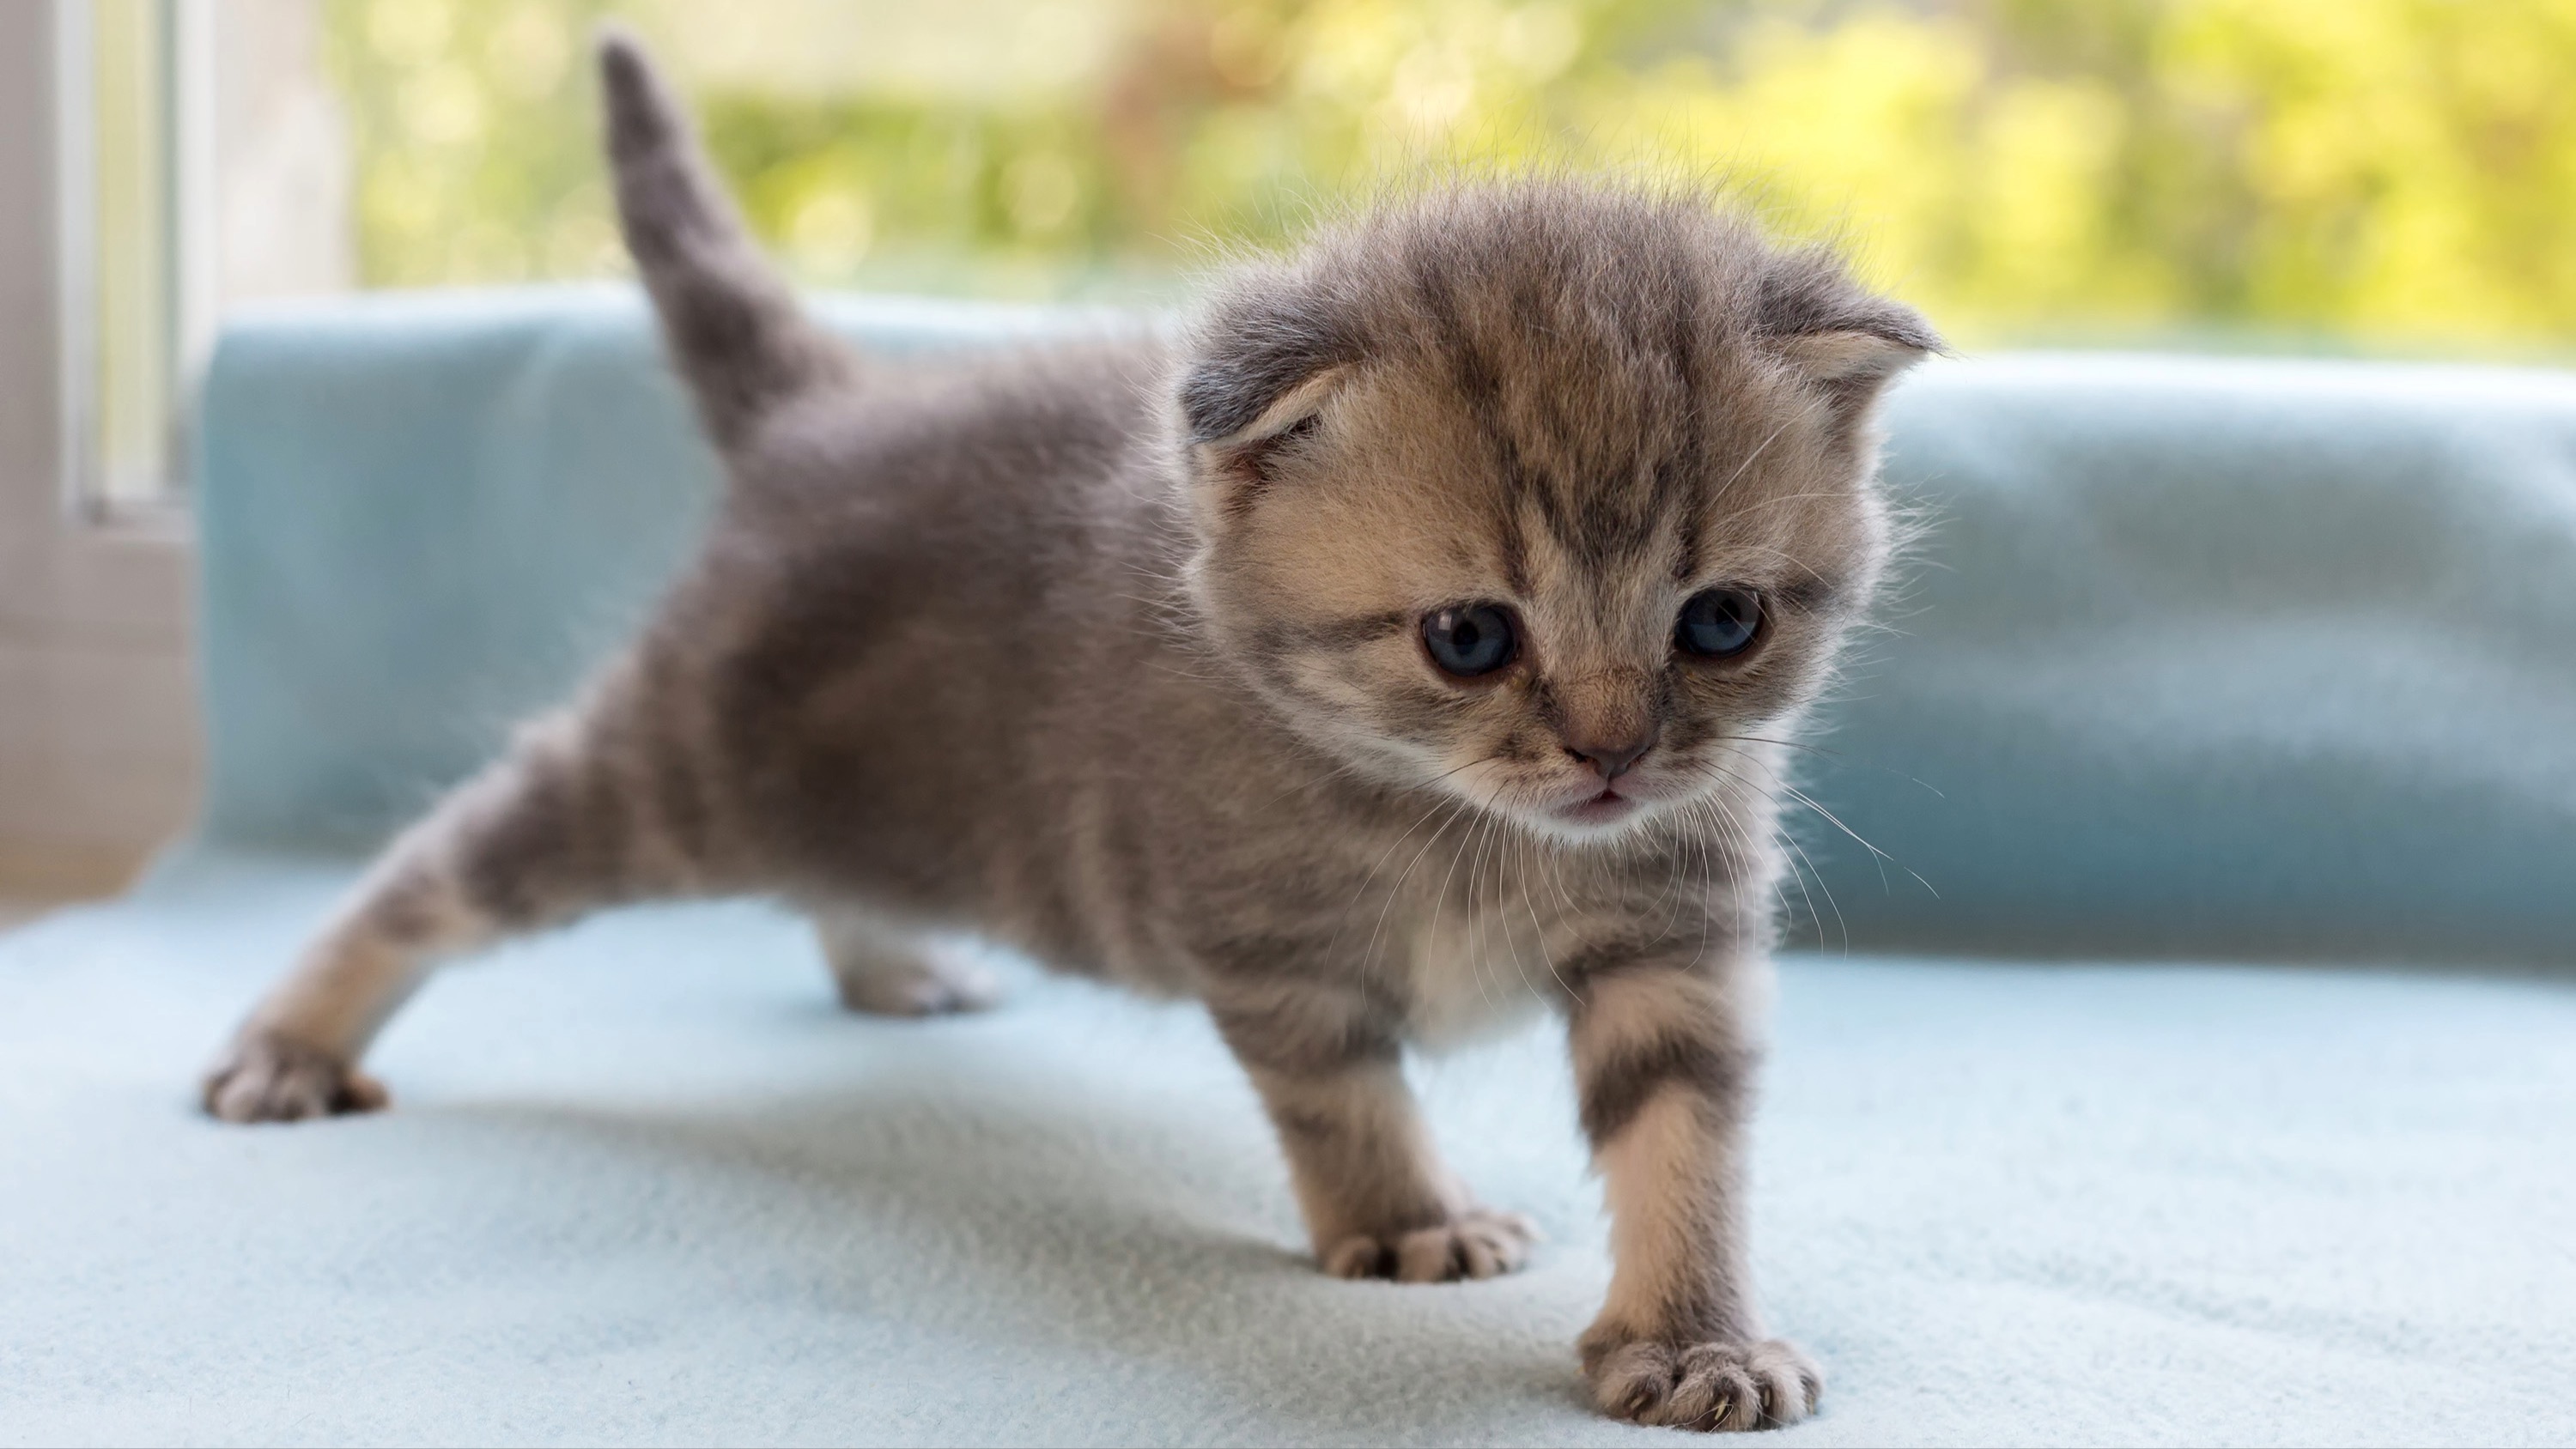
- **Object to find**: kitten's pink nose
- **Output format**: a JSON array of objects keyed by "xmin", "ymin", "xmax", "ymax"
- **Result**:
[{"xmin": 1564, "ymin": 734, "xmax": 1652, "ymax": 781}]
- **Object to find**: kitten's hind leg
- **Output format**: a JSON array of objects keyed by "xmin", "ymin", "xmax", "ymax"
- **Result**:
[
  {"xmin": 204, "ymin": 703, "xmax": 710, "ymax": 1123},
  {"xmin": 812, "ymin": 908, "xmax": 1000, "ymax": 1017}
]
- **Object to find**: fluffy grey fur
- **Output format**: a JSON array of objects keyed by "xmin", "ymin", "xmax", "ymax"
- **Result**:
[{"xmin": 204, "ymin": 33, "xmax": 1936, "ymax": 1434}]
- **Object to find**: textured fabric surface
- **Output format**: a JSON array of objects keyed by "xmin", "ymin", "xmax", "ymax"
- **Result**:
[
  {"xmin": 7, "ymin": 290, "xmax": 2572, "ymax": 1444},
  {"xmin": 5, "ymin": 853, "xmax": 2573, "ymax": 1446}
]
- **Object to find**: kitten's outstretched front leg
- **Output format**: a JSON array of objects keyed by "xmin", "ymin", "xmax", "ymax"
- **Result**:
[
  {"xmin": 204, "ymin": 706, "xmax": 704, "ymax": 1122},
  {"xmin": 1211, "ymin": 985, "xmax": 1537, "ymax": 1282},
  {"xmin": 207, "ymin": 852, "xmax": 502, "ymax": 1123},
  {"xmin": 1568, "ymin": 955, "xmax": 1819, "ymax": 1433}
]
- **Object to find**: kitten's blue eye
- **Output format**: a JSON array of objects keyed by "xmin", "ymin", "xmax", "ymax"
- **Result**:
[
  {"xmin": 1676, "ymin": 588, "xmax": 1762, "ymax": 658},
  {"xmin": 1422, "ymin": 603, "xmax": 1517, "ymax": 678}
]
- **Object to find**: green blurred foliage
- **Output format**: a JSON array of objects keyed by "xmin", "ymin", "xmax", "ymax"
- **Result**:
[{"xmin": 326, "ymin": 0, "xmax": 2576, "ymax": 349}]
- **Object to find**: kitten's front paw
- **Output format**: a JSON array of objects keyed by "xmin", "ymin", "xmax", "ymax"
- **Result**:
[
  {"xmin": 1582, "ymin": 1331, "xmax": 1821, "ymax": 1432},
  {"xmin": 1321, "ymin": 1207, "xmax": 1539, "ymax": 1282},
  {"xmin": 202, "ymin": 1028, "xmax": 387, "ymax": 1124}
]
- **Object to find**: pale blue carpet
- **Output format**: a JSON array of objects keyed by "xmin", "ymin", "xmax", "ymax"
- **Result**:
[{"xmin": 4, "ymin": 852, "xmax": 2572, "ymax": 1445}]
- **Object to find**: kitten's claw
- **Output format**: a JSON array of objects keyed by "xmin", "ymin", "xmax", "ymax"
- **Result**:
[
  {"xmin": 1322, "ymin": 1207, "xmax": 1539, "ymax": 1282},
  {"xmin": 1582, "ymin": 1331, "xmax": 1821, "ymax": 1432},
  {"xmin": 202, "ymin": 1028, "xmax": 387, "ymax": 1124}
]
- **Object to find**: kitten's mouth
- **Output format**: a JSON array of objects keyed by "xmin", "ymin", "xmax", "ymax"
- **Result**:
[{"xmin": 1556, "ymin": 787, "xmax": 1639, "ymax": 826}]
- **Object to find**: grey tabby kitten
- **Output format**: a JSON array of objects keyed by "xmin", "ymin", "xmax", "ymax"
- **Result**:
[{"xmin": 204, "ymin": 33, "xmax": 1935, "ymax": 1434}]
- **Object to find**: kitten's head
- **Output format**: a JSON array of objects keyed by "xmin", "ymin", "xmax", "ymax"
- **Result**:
[{"xmin": 1177, "ymin": 183, "xmax": 1937, "ymax": 846}]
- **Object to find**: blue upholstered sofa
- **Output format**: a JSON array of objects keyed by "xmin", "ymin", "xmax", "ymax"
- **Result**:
[{"xmin": 4, "ymin": 290, "xmax": 2571, "ymax": 1445}]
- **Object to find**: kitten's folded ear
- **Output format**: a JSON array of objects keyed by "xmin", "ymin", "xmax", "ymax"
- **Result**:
[
  {"xmin": 1178, "ymin": 275, "xmax": 1364, "ymax": 504},
  {"xmin": 1754, "ymin": 246, "xmax": 1944, "ymax": 418},
  {"xmin": 1181, "ymin": 276, "xmax": 1362, "ymax": 445}
]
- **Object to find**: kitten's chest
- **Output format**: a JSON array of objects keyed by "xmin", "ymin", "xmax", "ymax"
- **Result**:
[{"xmin": 1400, "ymin": 895, "xmax": 1566, "ymax": 1046}]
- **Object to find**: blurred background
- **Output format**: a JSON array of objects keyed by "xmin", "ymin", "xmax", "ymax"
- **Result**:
[
  {"xmin": 9, "ymin": 0, "xmax": 2576, "ymax": 913},
  {"xmin": 79, "ymin": 0, "xmax": 2576, "ymax": 511},
  {"xmin": 174, "ymin": 0, "xmax": 2576, "ymax": 329}
]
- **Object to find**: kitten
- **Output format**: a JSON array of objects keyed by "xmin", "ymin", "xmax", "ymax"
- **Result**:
[{"xmin": 203, "ymin": 33, "xmax": 1935, "ymax": 1434}]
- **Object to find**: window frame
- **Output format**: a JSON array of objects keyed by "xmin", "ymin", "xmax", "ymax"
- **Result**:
[
  {"xmin": 0, "ymin": 0, "xmax": 203, "ymax": 901},
  {"xmin": 52, "ymin": 0, "xmax": 216, "ymax": 532}
]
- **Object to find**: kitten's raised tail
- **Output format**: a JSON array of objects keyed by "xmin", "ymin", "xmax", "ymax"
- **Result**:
[{"xmin": 598, "ymin": 29, "xmax": 855, "ymax": 453}]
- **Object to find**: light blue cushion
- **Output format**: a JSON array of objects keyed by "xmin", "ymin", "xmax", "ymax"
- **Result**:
[
  {"xmin": 5, "ymin": 289, "xmax": 2573, "ymax": 1444},
  {"xmin": 193, "ymin": 288, "xmax": 1085, "ymax": 851},
  {"xmin": 188, "ymin": 289, "xmax": 2576, "ymax": 963},
  {"xmin": 1832, "ymin": 355, "xmax": 2576, "ymax": 964}
]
